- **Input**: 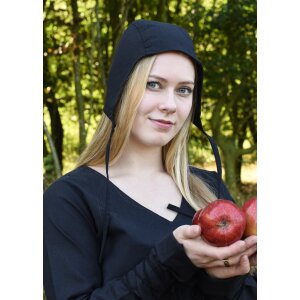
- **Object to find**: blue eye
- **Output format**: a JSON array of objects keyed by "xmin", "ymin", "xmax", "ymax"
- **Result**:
[
  {"xmin": 146, "ymin": 81, "xmax": 160, "ymax": 89},
  {"xmin": 177, "ymin": 87, "xmax": 193, "ymax": 96}
]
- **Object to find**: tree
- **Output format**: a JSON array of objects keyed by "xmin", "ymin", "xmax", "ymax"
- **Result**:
[
  {"xmin": 185, "ymin": 0, "xmax": 257, "ymax": 197},
  {"xmin": 43, "ymin": 0, "xmax": 257, "ymax": 201}
]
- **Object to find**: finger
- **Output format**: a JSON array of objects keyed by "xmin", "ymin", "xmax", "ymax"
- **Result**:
[
  {"xmin": 204, "ymin": 240, "xmax": 247, "ymax": 260},
  {"xmin": 176, "ymin": 225, "xmax": 201, "ymax": 241},
  {"xmin": 239, "ymin": 255, "xmax": 251, "ymax": 274},
  {"xmin": 183, "ymin": 225, "xmax": 201, "ymax": 239},
  {"xmin": 203, "ymin": 244, "xmax": 257, "ymax": 268},
  {"xmin": 222, "ymin": 245, "xmax": 257, "ymax": 268},
  {"xmin": 249, "ymin": 253, "xmax": 257, "ymax": 266},
  {"xmin": 244, "ymin": 245, "xmax": 257, "ymax": 257},
  {"xmin": 243, "ymin": 235, "xmax": 257, "ymax": 248},
  {"xmin": 205, "ymin": 255, "xmax": 251, "ymax": 279},
  {"xmin": 230, "ymin": 244, "xmax": 257, "ymax": 262},
  {"xmin": 200, "ymin": 240, "xmax": 256, "ymax": 268},
  {"xmin": 221, "ymin": 255, "xmax": 250, "ymax": 277}
]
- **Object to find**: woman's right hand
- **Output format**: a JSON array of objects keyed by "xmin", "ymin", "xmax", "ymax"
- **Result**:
[{"xmin": 173, "ymin": 225, "xmax": 256, "ymax": 272}]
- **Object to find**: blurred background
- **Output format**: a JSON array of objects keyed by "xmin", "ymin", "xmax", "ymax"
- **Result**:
[{"xmin": 43, "ymin": 0, "xmax": 256, "ymax": 205}]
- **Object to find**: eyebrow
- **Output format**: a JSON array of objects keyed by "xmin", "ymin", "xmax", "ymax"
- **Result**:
[{"xmin": 148, "ymin": 74, "xmax": 194, "ymax": 85}]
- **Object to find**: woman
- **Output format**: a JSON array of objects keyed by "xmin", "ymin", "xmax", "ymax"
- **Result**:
[{"xmin": 44, "ymin": 20, "xmax": 257, "ymax": 299}]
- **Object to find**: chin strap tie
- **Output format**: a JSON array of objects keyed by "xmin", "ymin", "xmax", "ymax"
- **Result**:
[
  {"xmin": 98, "ymin": 121, "xmax": 116, "ymax": 286},
  {"xmin": 194, "ymin": 118, "xmax": 222, "ymax": 199}
]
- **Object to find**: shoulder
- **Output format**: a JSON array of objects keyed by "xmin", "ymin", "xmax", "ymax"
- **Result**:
[
  {"xmin": 45, "ymin": 165, "xmax": 105, "ymax": 196},
  {"xmin": 44, "ymin": 166, "xmax": 107, "ymax": 216},
  {"xmin": 189, "ymin": 166, "xmax": 219, "ymax": 186},
  {"xmin": 189, "ymin": 166, "xmax": 234, "ymax": 201},
  {"xmin": 44, "ymin": 166, "xmax": 108, "ymax": 235}
]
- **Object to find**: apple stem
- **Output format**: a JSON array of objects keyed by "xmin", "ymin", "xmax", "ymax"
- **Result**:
[{"xmin": 218, "ymin": 220, "xmax": 228, "ymax": 228}]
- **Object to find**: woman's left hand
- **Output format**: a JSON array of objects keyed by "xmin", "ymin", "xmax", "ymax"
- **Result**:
[
  {"xmin": 205, "ymin": 235, "xmax": 257, "ymax": 279},
  {"xmin": 249, "ymin": 251, "xmax": 257, "ymax": 267}
]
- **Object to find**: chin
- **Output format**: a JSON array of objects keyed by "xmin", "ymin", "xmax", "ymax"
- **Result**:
[
  {"xmin": 153, "ymin": 131, "xmax": 177, "ymax": 144},
  {"xmin": 144, "ymin": 138, "xmax": 171, "ymax": 148},
  {"xmin": 131, "ymin": 133, "xmax": 173, "ymax": 148}
]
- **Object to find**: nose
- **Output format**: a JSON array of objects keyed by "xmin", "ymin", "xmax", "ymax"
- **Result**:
[{"xmin": 158, "ymin": 89, "xmax": 176, "ymax": 113}]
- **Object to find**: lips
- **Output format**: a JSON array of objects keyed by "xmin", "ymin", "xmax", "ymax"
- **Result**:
[
  {"xmin": 149, "ymin": 118, "xmax": 174, "ymax": 125},
  {"xmin": 149, "ymin": 118, "xmax": 175, "ymax": 129}
]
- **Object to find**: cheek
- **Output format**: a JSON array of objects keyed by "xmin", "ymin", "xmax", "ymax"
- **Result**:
[
  {"xmin": 179, "ymin": 101, "xmax": 193, "ymax": 120},
  {"xmin": 136, "ymin": 95, "xmax": 152, "ymax": 115}
]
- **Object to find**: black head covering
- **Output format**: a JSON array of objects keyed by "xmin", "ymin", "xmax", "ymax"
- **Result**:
[
  {"xmin": 103, "ymin": 19, "xmax": 222, "ymax": 187},
  {"xmin": 104, "ymin": 19, "xmax": 203, "ymax": 129},
  {"xmin": 97, "ymin": 20, "xmax": 222, "ymax": 283}
]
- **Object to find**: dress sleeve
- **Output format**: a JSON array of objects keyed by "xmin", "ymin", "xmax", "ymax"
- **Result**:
[
  {"xmin": 43, "ymin": 179, "xmax": 199, "ymax": 300},
  {"xmin": 192, "ymin": 270, "xmax": 257, "ymax": 299}
]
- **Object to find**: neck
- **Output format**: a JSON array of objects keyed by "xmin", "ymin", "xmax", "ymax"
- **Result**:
[{"xmin": 112, "ymin": 140, "xmax": 165, "ymax": 177}]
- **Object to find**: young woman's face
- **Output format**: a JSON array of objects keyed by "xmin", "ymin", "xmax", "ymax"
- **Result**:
[{"xmin": 130, "ymin": 52, "xmax": 195, "ymax": 148}]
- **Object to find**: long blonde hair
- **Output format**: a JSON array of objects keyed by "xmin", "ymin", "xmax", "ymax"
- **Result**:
[{"xmin": 77, "ymin": 55, "xmax": 217, "ymax": 210}]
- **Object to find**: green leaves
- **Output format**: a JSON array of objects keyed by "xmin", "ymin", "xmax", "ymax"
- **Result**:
[{"xmin": 43, "ymin": 0, "xmax": 256, "ymax": 198}]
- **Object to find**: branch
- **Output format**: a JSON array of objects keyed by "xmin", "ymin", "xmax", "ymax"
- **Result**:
[{"xmin": 238, "ymin": 144, "xmax": 256, "ymax": 156}]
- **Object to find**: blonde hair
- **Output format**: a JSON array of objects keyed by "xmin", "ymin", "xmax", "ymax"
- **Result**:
[{"xmin": 77, "ymin": 55, "xmax": 216, "ymax": 210}]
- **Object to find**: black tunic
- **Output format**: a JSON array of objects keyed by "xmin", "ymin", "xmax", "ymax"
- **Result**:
[{"xmin": 43, "ymin": 166, "xmax": 256, "ymax": 299}]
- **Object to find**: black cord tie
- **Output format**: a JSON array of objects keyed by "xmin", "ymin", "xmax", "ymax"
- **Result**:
[
  {"xmin": 167, "ymin": 204, "xmax": 194, "ymax": 218},
  {"xmin": 98, "ymin": 121, "xmax": 116, "ymax": 286},
  {"xmin": 196, "ymin": 119, "xmax": 222, "ymax": 199}
]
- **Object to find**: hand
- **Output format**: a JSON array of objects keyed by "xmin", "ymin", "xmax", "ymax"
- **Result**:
[
  {"xmin": 249, "ymin": 252, "xmax": 257, "ymax": 267},
  {"xmin": 173, "ymin": 225, "xmax": 248, "ymax": 269},
  {"xmin": 205, "ymin": 235, "xmax": 257, "ymax": 279},
  {"xmin": 205, "ymin": 255, "xmax": 251, "ymax": 279}
]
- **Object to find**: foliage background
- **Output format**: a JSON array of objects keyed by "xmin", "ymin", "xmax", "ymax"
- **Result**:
[{"xmin": 43, "ymin": 0, "xmax": 256, "ymax": 205}]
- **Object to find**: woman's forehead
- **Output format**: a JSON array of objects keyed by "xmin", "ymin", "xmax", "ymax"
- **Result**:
[{"xmin": 149, "ymin": 52, "xmax": 195, "ymax": 81}]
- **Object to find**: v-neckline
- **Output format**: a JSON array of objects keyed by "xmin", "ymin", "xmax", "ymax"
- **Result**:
[{"xmin": 83, "ymin": 165, "xmax": 184, "ymax": 223}]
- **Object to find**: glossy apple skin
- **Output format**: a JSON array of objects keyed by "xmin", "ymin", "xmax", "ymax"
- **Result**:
[
  {"xmin": 243, "ymin": 196, "xmax": 257, "ymax": 237},
  {"xmin": 192, "ymin": 199, "xmax": 246, "ymax": 247},
  {"xmin": 192, "ymin": 209, "xmax": 202, "ymax": 225}
]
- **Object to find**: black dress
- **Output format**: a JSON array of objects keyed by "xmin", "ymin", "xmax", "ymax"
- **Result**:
[{"xmin": 43, "ymin": 166, "xmax": 256, "ymax": 299}]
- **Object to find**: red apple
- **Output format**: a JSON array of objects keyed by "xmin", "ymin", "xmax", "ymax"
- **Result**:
[
  {"xmin": 242, "ymin": 196, "xmax": 257, "ymax": 237},
  {"xmin": 192, "ymin": 199, "xmax": 246, "ymax": 247},
  {"xmin": 192, "ymin": 208, "xmax": 202, "ymax": 225}
]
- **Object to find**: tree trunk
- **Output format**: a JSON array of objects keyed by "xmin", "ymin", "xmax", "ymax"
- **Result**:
[
  {"xmin": 95, "ymin": 0, "xmax": 107, "ymax": 91},
  {"xmin": 235, "ymin": 153, "xmax": 242, "ymax": 186},
  {"xmin": 235, "ymin": 117, "xmax": 250, "ymax": 185},
  {"xmin": 156, "ymin": 0, "xmax": 167, "ymax": 22},
  {"xmin": 71, "ymin": 0, "xmax": 87, "ymax": 153},
  {"xmin": 217, "ymin": 136, "xmax": 239, "ymax": 197},
  {"xmin": 110, "ymin": 0, "xmax": 136, "ymax": 50},
  {"xmin": 248, "ymin": 113, "xmax": 257, "ymax": 144},
  {"xmin": 43, "ymin": 13, "xmax": 64, "ymax": 169},
  {"xmin": 43, "ymin": 134, "xmax": 49, "ymax": 157},
  {"xmin": 45, "ymin": 100, "xmax": 64, "ymax": 168},
  {"xmin": 43, "ymin": 120, "xmax": 62, "ymax": 178}
]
